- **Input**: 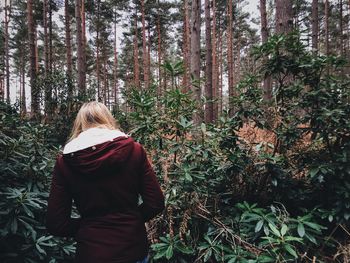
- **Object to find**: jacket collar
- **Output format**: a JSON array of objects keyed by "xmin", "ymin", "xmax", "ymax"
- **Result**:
[{"xmin": 63, "ymin": 127, "xmax": 128, "ymax": 154}]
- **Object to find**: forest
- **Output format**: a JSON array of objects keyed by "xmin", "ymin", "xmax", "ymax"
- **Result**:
[{"xmin": 0, "ymin": 0, "xmax": 350, "ymax": 262}]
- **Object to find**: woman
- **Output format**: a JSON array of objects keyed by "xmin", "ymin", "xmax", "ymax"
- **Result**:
[{"xmin": 46, "ymin": 101, "xmax": 165, "ymax": 263}]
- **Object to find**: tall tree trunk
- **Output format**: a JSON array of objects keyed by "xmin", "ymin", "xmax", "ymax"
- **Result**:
[
  {"xmin": 65, "ymin": 0, "xmax": 73, "ymax": 99},
  {"xmin": 4, "ymin": 0, "xmax": 11, "ymax": 104},
  {"xmin": 183, "ymin": 0, "xmax": 190, "ymax": 92},
  {"xmin": 190, "ymin": 0, "xmax": 202, "ymax": 123},
  {"xmin": 347, "ymin": 0, "xmax": 350, "ymax": 58},
  {"xmin": 147, "ymin": 22, "xmax": 151, "ymax": 84},
  {"xmin": 204, "ymin": 0, "xmax": 213, "ymax": 123},
  {"xmin": 0, "ymin": 79, "xmax": 3, "ymax": 102},
  {"xmin": 75, "ymin": 0, "xmax": 86, "ymax": 95},
  {"xmin": 133, "ymin": 9, "xmax": 140, "ymax": 88},
  {"xmin": 0, "ymin": 47, "xmax": 3, "ymax": 101},
  {"xmin": 103, "ymin": 55, "xmax": 107, "ymax": 105},
  {"xmin": 325, "ymin": 0, "xmax": 329, "ymax": 56},
  {"xmin": 49, "ymin": 0, "xmax": 53, "ymax": 72},
  {"xmin": 311, "ymin": 0, "xmax": 319, "ymax": 53},
  {"xmin": 141, "ymin": 0, "xmax": 149, "ymax": 89},
  {"xmin": 96, "ymin": 0, "xmax": 101, "ymax": 100},
  {"xmin": 235, "ymin": 32, "xmax": 241, "ymax": 85},
  {"xmin": 218, "ymin": 16, "xmax": 223, "ymax": 115},
  {"xmin": 340, "ymin": 0, "xmax": 344, "ymax": 56},
  {"xmin": 275, "ymin": 0, "xmax": 293, "ymax": 34},
  {"xmin": 227, "ymin": 0, "xmax": 234, "ymax": 114},
  {"xmin": 113, "ymin": 9, "xmax": 118, "ymax": 106},
  {"xmin": 35, "ymin": 28, "xmax": 39, "ymax": 73},
  {"xmin": 212, "ymin": 0, "xmax": 218, "ymax": 121},
  {"xmin": 43, "ymin": 0, "xmax": 49, "ymax": 75},
  {"xmin": 156, "ymin": 1, "xmax": 163, "ymax": 97},
  {"xmin": 44, "ymin": 0, "xmax": 52, "ymax": 117},
  {"xmin": 28, "ymin": 0, "xmax": 39, "ymax": 116},
  {"xmin": 260, "ymin": 0, "xmax": 272, "ymax": 100},
  {"xmin": 81, "ymin": 0, "xmax": 86, "ymax": 46},
  {"xmin": 21, "ymin": 50, "xmax": 26, "ymax": 115}
]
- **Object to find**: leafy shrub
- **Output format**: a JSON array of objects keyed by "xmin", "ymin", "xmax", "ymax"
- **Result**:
[{"xmin": 0, "ymin": 102, "xmax": 76, "ymax": 262}]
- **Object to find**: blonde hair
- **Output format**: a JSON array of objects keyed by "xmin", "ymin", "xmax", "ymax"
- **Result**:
[{"xmin": 68, "ymin": 101, "xmax": 118, "ymax": 142}]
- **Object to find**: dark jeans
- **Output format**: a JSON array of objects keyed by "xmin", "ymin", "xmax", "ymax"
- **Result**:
[{"xmin": 136, "ymin": 255, "xmax": 148, "ymax": 263}]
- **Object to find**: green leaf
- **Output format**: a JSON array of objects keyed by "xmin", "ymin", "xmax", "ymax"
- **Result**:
[
  {"xmin": 303, "ymin": 221, "xmax": 324, "ymax": 231},
  {"xmin": 255, "ymin": 220, "xmax": 264, "ymax": 233},
  {"xmin": 268, "ymin": 223, "xmax": 280, "ymax": 237},
  {"xmin": 284, "ymin": 244, "xmax": 298, "ymax": 258},
  {"xmin": 297, "ymin": 223, "xmax": 305, "ymax": 237},
  {"xmin": 263, "ymin": 225, "xmax": 270, "ymax": 236},
  {"xmin": 165, "ymin": 245, "xmax": 173, "ymax": 260},
  {"xmin": 153, "ymin": 248, "xmax": 167, "ymax": 260},
  {"xmin": 281, "ymin": 224, "xmax": 288, "ymax": 236},
  {"xmin": 328, "ymin": 215, "xmax": 333, "ymax": 222},
  {"xmin": 203, "ymin": 249, "xmax": 212, "ymax": 262}
]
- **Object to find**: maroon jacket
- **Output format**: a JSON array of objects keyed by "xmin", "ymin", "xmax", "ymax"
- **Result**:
[{"xmin": 46, "ymin": 134, "xmax": 165, "ymax": 263}]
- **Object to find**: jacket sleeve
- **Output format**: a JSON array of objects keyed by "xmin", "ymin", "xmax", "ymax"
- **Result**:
[
  {"xmin": 46, "ymin": 155, "xmax": 81, "ymax": 237},
  {"xmin": 138, "ymin": 145, "xmax": 165, "ymax": 222}
]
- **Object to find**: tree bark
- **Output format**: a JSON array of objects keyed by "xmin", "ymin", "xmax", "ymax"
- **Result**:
[
  {"xmin": 44, "ymin": 0, "xmax": 49, "ymax": 75},
  {"xmin": 65, "ymin": 0, "xmax": 73, "ymax": 99},
  {"xmin": 21, "ymin": 49, "xmax": 26, "ymax": 115},
  {"xmin": 35, "ymin": 27, "xmax": 39, "ymax": 73},
  {"xmin": 28, "ymin": 0, "xmax": 39, "ymax": 116},
  {"xmin": 44, "ymin": 0, "xmax": 52, "ymax": 117},
  {"xmin": 212, "ymin": 0, "xmax": 218, "ymax": 121},
  {"xmin": 275, "ymin": 0, "xmax": 293, "ymax": 34},
  {"xmin": 190, "ymin": 0, "xmax": 202, "ymax": 123},
  {"xmin": 311, "ymin": 0, "xmax": 319, "ymax": 53},
  {"xmin": 75, "ymin": 0, "xmax": 86, "ymax": 95},
  {"xmin": 113, "ymin": 9, "xmax": 118, "ymax": 106},
  {"xmin": 204, "ymin": 0, "xmax": 213, "ymax": 123},
  {"xmin": 133, "ymin": 7, "xmax": 140, "ymax": 89},
  {"xmin": 183, "ymin": 0, "xmax": 190, "ymax": 92},
  {"xmin": 103, "ymin": 55, "xmax": 107, "ymax": 104},
  {"xmin": 96, "ymin": 0, "xmax": 101, "ymax": 99},
  {"xmin": 49, "ymin": 0, "xmax": 53, "ymax": 72},
  {"xmin": 340, "ymin": 0, "xmax": 343, "ymax": 56},
  {"xmin": 81, "ymin": 0, "xmax": 86, "ymax": 46},
  {"xmin": 325, "ymin": 0, "xmax": 329, "ymax": 56},
  {"xmin": 141, "ymin": 0, "xmax": 149, "ymax": 89},
  {"xmin": 156, "ymin": 1, "xmax": 163, "ymax": 97},
  {"xmin": 218, "ymin": 16, "xmax": 223, "ymax": 115},
  {"xmin": 227, "ymin": 0, "xmax": 234, "ymax": 114},
  {"xmin": 4, "ymin": 0, "xmax": 11, "ymax": 104},
  {"xmin": 147, "ymin": 22, "xmax": 151, "ymax": 85},
  {"xmin": 260, "ymin": 0, "xmax": 272, "ymax": 100}
]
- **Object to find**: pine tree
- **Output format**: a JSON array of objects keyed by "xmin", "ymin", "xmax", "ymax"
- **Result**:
[
  {"xmin": 65, "ymin": 0, "xmax": 73, "ymax": 99},
  {"xmin": 75, "ymin": 0, "xmax": 86, "ymax": 95},
  {"xmin": 183, "ymin": 0, "xmax": 190, "ymax": 92},
  {"xmin": 227, "ymin": 0, "xmax": 234, "ymax": 114},
  {"xmin": 27, "ymin": 0, "xmax": 39, "ymax": 116},
  {"xmin": 191, "ymin": 0, "xmax": 202, "ymax": 123},
  {"xmin": 275, "ymin": 0, "xmax": 293, "ymax": 34},
  {"xmin": 141, "ymin": 0, "xmax": 149, "ymax": 89},
  {"xmin": 260, "ymin": 0, "xmax": 272, "ymax": 100},
  {"xmin": 204, "ymin": 0, "xmax": 213, "ymax": 123},
  {"xmin": 212, "ymin": 0, "xmax": 218, "ymax": 121},
  {"xmin": 312, "ymin": 0, "xmax": 319, "ymax": 53},
  {"xmin": 325, "ymin": 0, "xmax": 329, "ymax": 55},
  {"xmin": 4, "ymin": 0, "xmax": 12, "ymax": 104}
]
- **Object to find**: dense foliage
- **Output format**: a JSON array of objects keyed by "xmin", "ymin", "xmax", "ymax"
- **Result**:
[
  {"xmin": 0, "ymin": 103, "xmax": 76, "ymax": 262},
  {"xmin": 1, "ymin": 33, "xmax": 350, "ymax": 262}
]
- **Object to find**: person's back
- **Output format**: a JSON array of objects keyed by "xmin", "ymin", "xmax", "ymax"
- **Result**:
[{"xmin": 46, "ymin": 102, "xmax": 165, "ymax": 263}]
